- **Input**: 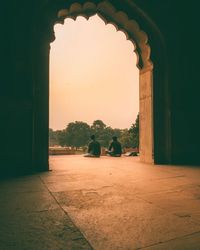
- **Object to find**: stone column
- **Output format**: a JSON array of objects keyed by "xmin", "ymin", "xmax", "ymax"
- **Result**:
[
  {"xmin": 139, "ymin": 68, "xmax": 153, "ymax": 163},
  {"xmin": 31, "ymin": 13, "xmax": 56, "ymax": 171},
  {"xmin": 32, "ymin": 42, "xmax": 50, "ymax": 171}
]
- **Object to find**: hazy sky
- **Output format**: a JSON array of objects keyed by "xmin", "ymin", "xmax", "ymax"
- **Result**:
[{"xmin": 49, "ymin": 15, "xmax": 139, "ymax": 130}]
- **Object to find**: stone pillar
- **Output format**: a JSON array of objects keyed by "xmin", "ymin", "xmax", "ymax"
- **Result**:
[
  {"xmin": 139, "ymin": 68, "xmax": 153, "ymax": 163},
  {"xmin": 31, "ymin": 13, "xmax": 56, "ymax": 171},
  {"xmin": 32, "ymin": 41, "xmax": 50, "ymax": 171}
]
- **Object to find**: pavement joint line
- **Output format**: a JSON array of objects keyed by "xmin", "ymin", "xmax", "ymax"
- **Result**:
[
  {"xmin": 75, "ymin": 185, "xmax": 114, "ymax": 192},
  {"xmin": 133, "ymin": 189, "xmax": 184, "ymax": 196},
  {"xmin": 136, "ymin": 230, "xmax": 200, "ymax": 249},
  {"xmin": 38, "ymin": 174, "xmax": 94, "ymax": 249},
  {"xmin": 103, "ymin": 175, "xmax": 187, "ymax": 185},
  {"xmin": 134, "ymin": 195, "xmax": 154, "ymax": 205},
  {"xmin": 34, "ymin": 209, "xmax": 50, "ymax": 213},
  {"xmin": 0, "ymin": 190, "xmax": 48, "ymax": 194},
  {"xmin": 148, "ymin": 174, "xmax": 186, "ymax": 181},
  {"xmin": 135, "ymin": 195, "xmax": 200, "ymax": 226},
  {"xmin": 50, "ymin": 186, "xmax": 115, "ymax": 195}
]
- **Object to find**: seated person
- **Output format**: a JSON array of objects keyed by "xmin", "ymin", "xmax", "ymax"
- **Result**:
[
  {"xmin": 106, "ymin": 136, "xmax": 122, "ymax": 157},
  {"xmin": 84, "ymin": 135, "xmax": 101, "ymax": 157}
]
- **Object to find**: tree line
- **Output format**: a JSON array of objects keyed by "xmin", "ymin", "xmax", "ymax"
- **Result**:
[{"xmin": 49, "ymin": 113, "xmax": 139, "ymax": 149}]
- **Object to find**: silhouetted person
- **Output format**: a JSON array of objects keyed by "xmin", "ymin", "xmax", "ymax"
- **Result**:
[
  {"xmin": 107, "ymin": 136, "xmax": 122, "ymax": 157},
  {"xmin": 84, "ymin": 135, "xmax": 101, "ymax": 157}
]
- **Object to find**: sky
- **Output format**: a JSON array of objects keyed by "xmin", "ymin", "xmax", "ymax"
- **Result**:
[{"xmin": 49, "ymin": 14, "xmax": 139, "ymax": 130}]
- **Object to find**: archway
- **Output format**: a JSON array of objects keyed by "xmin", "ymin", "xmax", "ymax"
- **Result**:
[
  {"xmin": 56, "ymin": 2, "xmax": 153, "ymax": 163},
  {"xmin": 32, "ymin": 0, "xmax": 170, "ymax": 171},
  {"xmin": 49, "ymin": 14, "xmax": 139, "ymax": 151}
]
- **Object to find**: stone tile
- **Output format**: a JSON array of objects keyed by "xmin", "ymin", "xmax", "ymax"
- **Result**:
[
  {"xmin": 53, "ymin": 190, "xmax": 200, "ymax": 250},
  {"xmin": 0, "ymin": 191, "xmax": 59, "ymax": 214},
  {"xmin": 1, "ymin": 156, "xmax": 200, "ymax": 249},
  {"xmin": 0, "ymin": 208, "xmax": 92, "ymax": 250},
  {"xmin": 47, "ymin": 156, "xmax": 200, "ymax": 249},
  {"xmin": 0, "ymin": 175, "xmax": 46, "ymax": 193},
  {"xmin": 143, "ymin": 232, "xmax": 200, "ymax": 250},
  {"xmin": 136, "ymin": 189, "xmax": 200, "ymax": 224}
]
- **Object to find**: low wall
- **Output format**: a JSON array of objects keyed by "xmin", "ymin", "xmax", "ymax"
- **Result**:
[{"xmin": 49, "ymin": 148, "xmax": 76, "ymax": 155}]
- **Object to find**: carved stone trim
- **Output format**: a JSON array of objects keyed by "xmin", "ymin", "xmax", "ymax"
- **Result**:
[{"xmin": 56, "ymin": 1, "xmax": 153, "ymax": 70}]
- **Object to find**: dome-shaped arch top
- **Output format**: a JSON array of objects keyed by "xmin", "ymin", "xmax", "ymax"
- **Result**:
[{"xmin": 57, "ymin": 1, "xmax": 153, "ymax": 70}]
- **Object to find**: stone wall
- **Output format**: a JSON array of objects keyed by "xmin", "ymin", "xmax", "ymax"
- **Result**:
[{"xmin": 1, "ymin": 0, "xmax": 199, "ymax": 176}]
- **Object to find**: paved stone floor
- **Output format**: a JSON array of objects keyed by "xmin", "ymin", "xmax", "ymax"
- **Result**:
[{"xmin": 1, "ymin": 155, "xmax": 200, "ymax": 249}]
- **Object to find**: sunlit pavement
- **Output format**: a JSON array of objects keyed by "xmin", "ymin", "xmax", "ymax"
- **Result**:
[{"xmin": 1, "ymin": 156, "xmax": 200, "ymax": 249}]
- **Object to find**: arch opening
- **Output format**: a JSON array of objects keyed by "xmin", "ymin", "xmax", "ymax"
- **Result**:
[
  {"xmin": 49, "ymin": 14, "xmax": 140, "ymax": 155},
  {"xmin": 56, "ymin": 1, "xmax": 153, "ymax": 72},
  {"xmin": 51, "ymin": 2, "xmax": 154, "ymax": 163},
  {"xmin": 32, "ymin": 0, "xmax": 171, "ymax": 171}
]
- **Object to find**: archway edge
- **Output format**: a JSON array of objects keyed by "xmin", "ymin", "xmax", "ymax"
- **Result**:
[
  {"xmin": 54, "ymin": 0, "xmax": 154, "ymax": 163},
  {"xmin": 56, "ymin": 1, "xmax": 153, "ymax": 71},
  {"xmin": 32, "ymin": 0, "xmax": 170, "ymax": 168}
]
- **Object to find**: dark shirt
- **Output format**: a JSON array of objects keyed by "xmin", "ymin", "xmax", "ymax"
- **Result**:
[
  {"xmin": 88, "ymin": 140, "xmax": 101, "ymax": 156},
  {"xmin": 109, "ymin": 141, "xmax": 122, "ymax": 155}
]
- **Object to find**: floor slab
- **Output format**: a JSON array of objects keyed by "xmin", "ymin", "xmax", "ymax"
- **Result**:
[
  {"xmin": 45, "ymin": 156, "xmax": 200, "ymax": 249},
  {"xmin": 1, "ymin": 155, "xmax": 200, "ymax": 249}
]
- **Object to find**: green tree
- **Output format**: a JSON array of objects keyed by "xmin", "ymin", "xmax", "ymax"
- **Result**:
[
  {"xmin": 100, "ymin": 126, "xmax": 113, "ymax": 147},
  {"xmin": 49, "ymin": 128, "xmax": 58, "ymax": 146},
  {"xmin": 49, "ymin": 116, "xmax": 139, "ymax": 149},
  {"xmin": 129, "ymin": 113, "xmax": 139, "ymax": 148},
  {"xmin": 49, "ymin": 128, "xmax": 66, "ymax": 146},
  {"xmin": 91, "ymin": 120, "xmax": 106, "ymax": 133},
  {"xmin": 112, "ymin": 128, "xmax": 122, "ymax": 138},
  {"xmin": 65, "ymin": 121, "xmax": 91, "ymax": 148},
  {"xmin": 120, "ymin": 129, "xmax": 132, "ymax": 148},
  {"xmin": 56, "ymin": 130, "xmax": 67, "ymax": 147},
  {"xmin": 91, "ymin": 120, "xmax": 107, "ymax": 146}
]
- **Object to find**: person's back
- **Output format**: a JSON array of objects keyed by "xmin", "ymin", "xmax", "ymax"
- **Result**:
[
  {"xmin": 108, "ymin": 136, "xmax": 122, "ymax": 156},
  {"xmin": 88, "ymin": 140, "xmax": 101, "ymax": 157},
  {"xmin": 110, "ymin": 140, "xmax": 122, "ymax": 155},
  {"xmin": 85, "ymin": 135, "xmax": 101, "ymax": 157}
]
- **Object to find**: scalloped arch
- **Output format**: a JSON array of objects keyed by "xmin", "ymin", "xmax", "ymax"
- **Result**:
[{"xmin": 57, "ymin": 1, "xmax": 153, "ymax": 70}]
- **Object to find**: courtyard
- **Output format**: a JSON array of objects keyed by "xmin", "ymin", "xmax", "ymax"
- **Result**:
[{"xmin": 1, "ymin": 155, "xmax": 200, "ymax": 249}]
